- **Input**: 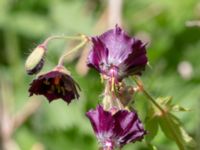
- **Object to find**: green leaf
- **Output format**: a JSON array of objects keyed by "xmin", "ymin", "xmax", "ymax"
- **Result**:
[
  {"xmin": 172, "ymin": 105, "xmax": 190, "ymax": 112},
  {"xmin": 145, "ymin": 116, "xmax": 159, "ymax": 142},
  {"xmin": 156, "ymin": 97, "xmax": 190, "ymax": 113},
  {"xmin": 146, "ymin": 143, "xmax": 158, "ymax": 150},
  {"xmin": 158, "ymin": 113, "xmax": 196, "ymax": 150},
  {"xmin": 178, "ymin": 125, "xmax": 196, "ymax": 148},
  {"xmin": 158, "ymin": 114, "xmax": 175, "ymax": 140},
  {"xmin": 158, "ymin": 96, "xmax": 173, "ymax": 106},
  {"xmin": 148, "ymin": 97, "xmax": 196, "ymax": 149}
]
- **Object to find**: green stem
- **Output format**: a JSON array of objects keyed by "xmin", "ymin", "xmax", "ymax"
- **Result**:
[
  {"xmin": 133, "ymin": 77, "xmax": 164, "ymax": 113},
  {"xmin": 58, "ymin": 37, "xmax": 88, "ymax": 66},
  {"xmin": 133, "ymin": 76, "xmax": 185, "ymax": 150},
  {"xmin": 142, "ymin": 89, "xmax": 164, "ymax": 113},
  {"xmin": 42, "ymin": 35, "xmax": 84, "ymax": 47}
]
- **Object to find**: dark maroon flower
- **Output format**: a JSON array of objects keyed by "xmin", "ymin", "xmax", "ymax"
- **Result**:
[
  {"xmin": 87, "ymin": 25, "xmax": 148, "ymax": 82},
  {"xmin": 29, "ymin": 66, "xmax": 80, "ymax": 104},
  {"xmin": 86, "ymin": 105, "xmax": 146, "ymax": 149}
]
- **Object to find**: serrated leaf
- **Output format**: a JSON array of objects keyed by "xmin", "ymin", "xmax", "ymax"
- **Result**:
[
  {"xmin": 179, "ymin": 126, "xmax": 196, "ymax": 147},
  {"xmin": 158, "ymin": 113, "xmax": 196, "ymax": 150},
  {"xmin": 172, "ymin": 105, "xmax": 190, "ymax": 112},
  {"xmin": 156, "ymin": 97, "xmax": 190, "ymax": 113},
  {"xmin": 158, "ymin": 96, "xmax": 173, "ymax": 106},
  {"xmin": 158, "ymin": 115, "xmax": 175, "ymax": 140}
]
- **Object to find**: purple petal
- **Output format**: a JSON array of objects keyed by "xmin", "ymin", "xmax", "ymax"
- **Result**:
[
  {"xmin": 113, "ymin": 110, "xmax": 146, "ymax": 146},
  {"xmin": 87, "ymin": 37, "xmax": 108, "ymax": 73},
  {"xmin": 121, "ymin": 41, "xmax": 147, "ymax": 76},
  {"xmin": 99, "ymin": 26, "xmax": 135, "ymax": 66},
  {"xmin": 86, "ymin": 105, "xmax": 114, "ymax": 136}
]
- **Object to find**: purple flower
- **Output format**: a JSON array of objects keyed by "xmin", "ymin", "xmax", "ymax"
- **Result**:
[
  {"xmin": 87, "ymin": 25, "xmax": 148, "ymax": 82},
  {"xmin": 86, "ymin": 105, "xmax": 146, "ymax": 149},
  {"xmin": 28, "ymin": 66, "xmax": 80, "ymax": 104}
]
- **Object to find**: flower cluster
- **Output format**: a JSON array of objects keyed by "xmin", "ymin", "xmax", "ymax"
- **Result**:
[
  {"xmin": 25, "ymin": 36, "xmax": 83, "ymax": 104},
  {"xmin": 86, "ymin": 25, "xmax": 147, "ymax": 149},
  {"xmin": 25, "ymin": 26, "xmax": 148, "ymax": 149}
]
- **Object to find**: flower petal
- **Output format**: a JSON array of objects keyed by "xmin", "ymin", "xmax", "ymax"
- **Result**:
[
  {"xmin": 87, "ymin": 37, "xmax": 108, "ymax": 73},
  {"xmin": 113, "ymin": 110, "xmax": 146, "ymax": 146},
  {"xmin": 100, "ymin": 26, "xmax": 134, "ymax": 65},
  {"xmin": 86, "ymin": 105, "xmax": 114, "ymax": 136}
]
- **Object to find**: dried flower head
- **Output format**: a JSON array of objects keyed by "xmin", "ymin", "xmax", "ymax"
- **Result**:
[
  {"xmin": 87, "ymin": 25, "xmax": 148, "ymax": 82},
  {"xmin": 28, "ymin": 66, "xmax": 80, "ymax": 104},
  {"xmin": 86, "ymin": 105, "xmax": 146, "ymax": 149}
]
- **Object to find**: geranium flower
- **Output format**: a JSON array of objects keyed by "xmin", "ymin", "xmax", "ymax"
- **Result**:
[
  {"xmin": 86, "ymin": 105, "xmax": 146, "ymax": 150},
  {"xmin": 28, "ymin": 66, "xmax": 80, "ymax": 104},
  {"xmin": 87, "ymin": 25, "xmax": 148, "ymax": 82}
]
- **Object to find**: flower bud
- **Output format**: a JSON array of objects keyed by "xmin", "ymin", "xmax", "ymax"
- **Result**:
[{"xmin": 25, "ymin": 45, "xmax": 46, "ymax": 75}]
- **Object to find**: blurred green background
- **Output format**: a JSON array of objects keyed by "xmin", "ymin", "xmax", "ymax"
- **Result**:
[{"xmin": 0, "ymin": 0, "xmax": 200, "ymax": 150}]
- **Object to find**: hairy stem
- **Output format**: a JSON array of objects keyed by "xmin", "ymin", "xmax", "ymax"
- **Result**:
[
  {"xmin": 58, "ymin": 35, "xmax": 89, "ymax": 66},
  {"xmin": 133, "ymin": 77, "xmax": 164, "ymax": 113},
  {"xmin": 42, "ymin": 35, "xmax": 84, "ymax": 47}
]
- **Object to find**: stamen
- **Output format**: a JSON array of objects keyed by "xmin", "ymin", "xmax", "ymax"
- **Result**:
[
  {"xmin": 100, "ymin": 74, "xmax": 104, "ymax": 83},
  {"xmin": 61, "ymin": 87, "xmax": 65, "ymax": 95},
  {"xmin": 51, "ymin": 85, "xmax": 55, "ymax": 91},
  {"xmin": 111, "ymin": 77, "xmax": 115, "ymax": 92},
  {"xmin": 47, "ymin": 90, "xmax": 52, "ymax": 93},
  {"xmin": 44, "ymin": 80, "xmax": 50, "ymax": 85},
  {"xmin": 56, "ymin": 85, "xmax": 61, "ymax": 93},
  {"xmin": 54, "ymin": 77, "xmax": 60, "ymax": 85}
]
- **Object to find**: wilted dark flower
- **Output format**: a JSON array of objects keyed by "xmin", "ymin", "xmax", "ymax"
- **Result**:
[
  {"xmin": 87, "ymin": 25, "xmax": 148, "ymax": 82},
  {"xmin": 86, "ymin": 105, "xmax": 146, "ymax": 149},
  {"xmin": 28, "ymin": 66, "xmax": 80, "ymax": 104},
  {"xmin": 25, "ymin": 45, "xmax": 46, "ymax": 75}
]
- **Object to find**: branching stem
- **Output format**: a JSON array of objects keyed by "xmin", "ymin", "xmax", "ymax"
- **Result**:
[
  {"xmin": 133, "ymin": 76, "xmax": 185, "ymax": 150},
  {"xmin": 42, "ymin": 35, "xmax": 84, "ymax": 47},
  {"xmin": 58, "ymin": 35, "xmax": 89, "ymax": 66},
  {"xmin": 133, "ymin": 76, "xmax": 164, "ymax": 113}
]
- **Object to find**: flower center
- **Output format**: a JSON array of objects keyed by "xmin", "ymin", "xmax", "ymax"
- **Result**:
[
  {"xmin": 103, "ymin": 140, "xmax": 114, "ymax": 150},
  {"xmin": 108, "ymin": 65, "xmax": 118, "ymax": 79},
  {"xmin": 54, "ymin": 76, "xmax": 61, "ymax": 85},
  {"xmin": 107, "ymin": 65, "xmax": 119, "ymax": 91}
]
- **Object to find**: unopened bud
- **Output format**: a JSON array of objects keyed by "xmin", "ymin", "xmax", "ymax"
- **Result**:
[{"xmin": 25, "ymin": 45, "xmax": 46, "ymax": 75}]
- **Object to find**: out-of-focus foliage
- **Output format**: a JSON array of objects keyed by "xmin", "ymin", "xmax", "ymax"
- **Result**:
[{"xmin": 0, "ymin": 0, "xmax": 200, "ymax": 149}]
